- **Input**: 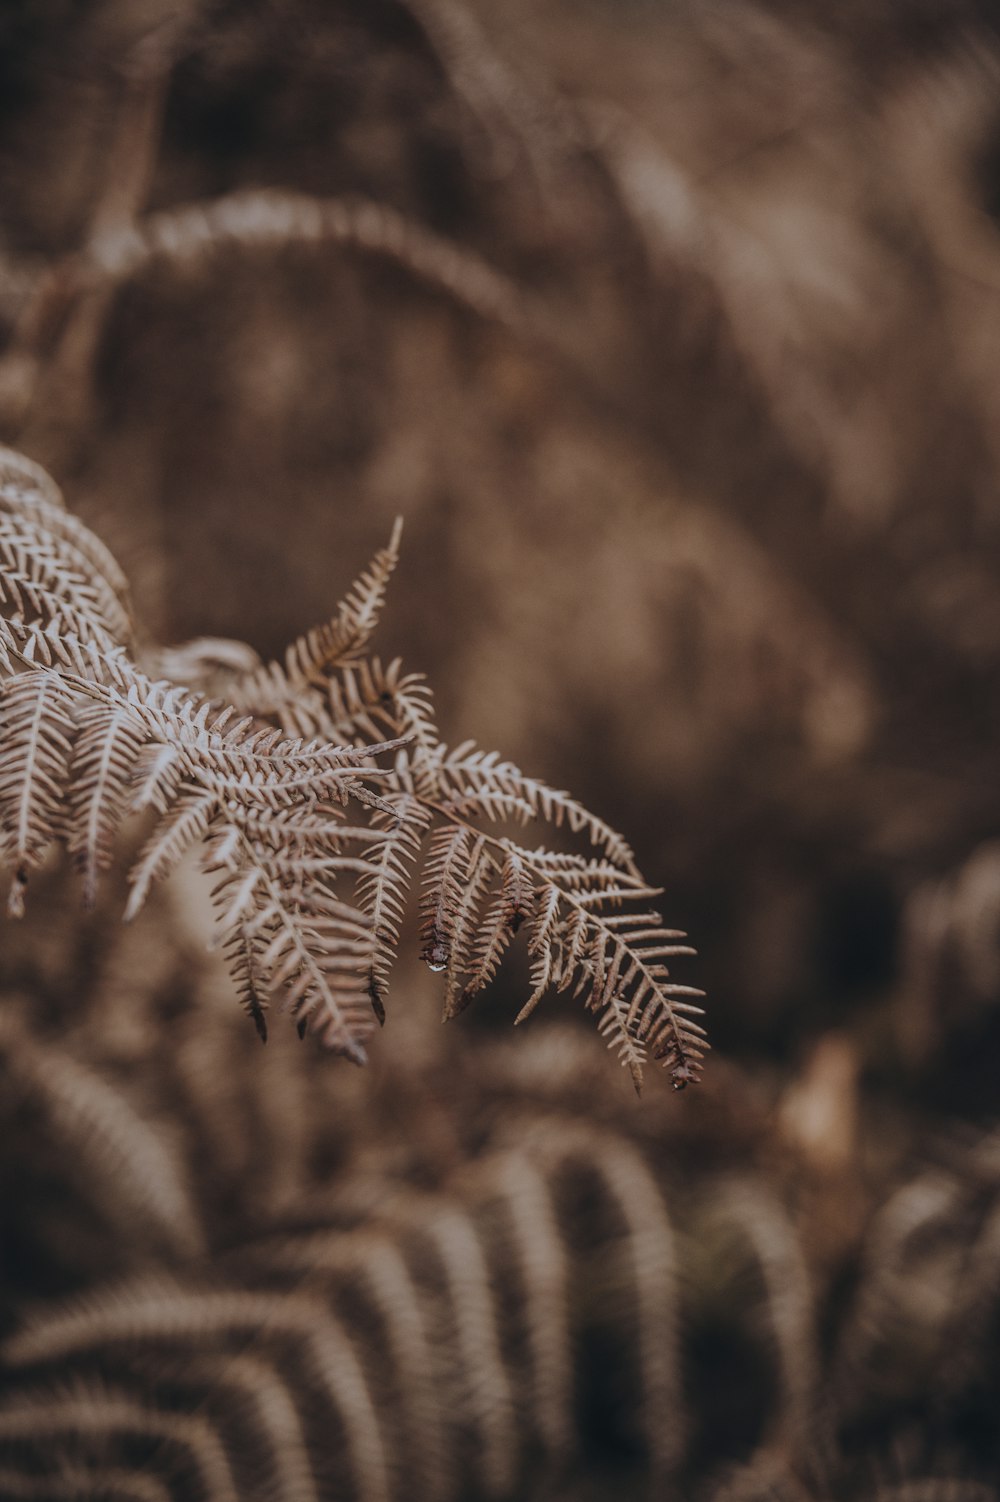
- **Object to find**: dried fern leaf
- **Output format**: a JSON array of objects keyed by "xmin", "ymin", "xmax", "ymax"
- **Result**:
[
  {"xmin": 226, "ymin": 521, "xmax": 403, "ymax": 725},
  {"xmin": 0, "ymin": 671, "xmax": 78, "ymax": 914},
  {"xmin": 532, "ymin": 1122, "xmax": 686, "ymax": 1476},
  {"xmin": 0, "ymin": 1393, "xmax": 241, "ymax": 1502},
  {"xmin": 262, "ymin": 1228, "xmax": 454, "ymax": 1501},
  {"xmin": 440, "ymin": 834, "xmax": 497, "ymax": 1020},
  {"xmin": 0, "ymin": 514, "xmax": 132, "ymax": 645},
  {"xmin": 0, "ymin": 1013, "xmax": 203, "ymax": 1259},
  {"xmin": 0, "ymin": 440, "xmax": 704, "ymax": 1082},
  {"xmin": 77, "ymin": 189, "xmax": 531, "ymax": 337},
  {"xmin": 357, "ymin": 792, "xmax": 433, "ymax": 1020},
  {"xmin": 178, "ymin": 1353, "xmax": 321, "ymax": 1502},
  {"xmin": 67, "ymin": 701, "xmax": 148, "ymax": 905},
  {"xmin": 0, "ymin": 1467, "xmax": 172, "ymax": 1501},
  {"xmin": 237, "ymin": 650, "xmax": 441, "ymax": 788},
  {"xmin": 124, "ymin": 788, "xmax": 218, "ymax": 921},
  {"xmin": 419, "ymin": 823, "xmax": 475, "ymax": 975},
  {"xmin": 430, "ymin": 740, "xmax": 640, "ymax": 874},
  {"xmin": 2, "ymin": 1285, "xmax": 390, "ymax": 1502},
  {"xmin": 503, "ymin": 856, "xmax": 705, "ymax": 1089},
  {"xmin": 473, "ymin": 1151, "xmax": 573, "ymax": 1458},
  {"xmin": 465, "ymin": 846, "xmax": 534, "ymax": 998},
  {"xmin": 205, "ymin": 814, "xmax": 387, "ymax": 1061}
]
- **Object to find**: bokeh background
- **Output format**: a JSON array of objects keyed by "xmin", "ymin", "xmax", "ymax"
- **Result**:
[{"xmin": 3, "ymin": 1, "xmax": 1000, "ymax": 1497}]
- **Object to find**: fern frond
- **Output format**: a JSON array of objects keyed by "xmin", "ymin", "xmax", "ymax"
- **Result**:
[
  {"xmin": 129, "ymin": 741, "xmax": 183, "ymax": 813},
  {"xmin": 144, "ymin": 635, "xmax": 262, "ymax": 690},
  {"xmin": 0, "ymin": 517, "xmax": 133, "ymax": 647},
  {"xmin": 0, "ymin": 534, "xmax": 118, "ymax": 649},
  {"xmin": 174, "ymin": 1353, "xmax": 320, "ymax": 1502},
  {"xmin": 419, "ymin": 824, "xmax": 473, "ymax": 974},
  {"xmin": 0, "ymin": 671, "xmax": 79, "ymax": 915},
  {"xmin": 0, "ymin": 1468, "xmax": 173, "ymax": 1501},
  {"xmin": 517, "ymin": 882, "xmax": 561, "ymax": 1023},
  {"xmin": 124, "ymin": 788, "xmax": 218, "ymax": 921},
  {"xmin": 0, "ymin": 1013, "xmax": 203, "ymax": 1259},
  {"xmin": 329, "ymin": 658, "xmax": 441, "ymax": 795},
  {"xmin": 264, "ymin": 1231, "xmax": 451, "ymax": 1502},
  {"xmin": 0, "ymin": 441, "xmax": 704, "ymax": 1082},
  {"xmin": 239, "ymin": 651, "xmax": 441, "ymax": 785},
  {"xmin": 0, "ymin": 1393, "xmax": 241, "ymax": 1502},
  {"xmin": 357, "ymin": 793, "xmax": 433, "ymax": 1020},
  {"xmin": 465, "ymin": 845, "xmax": 534, "ymax": 998},
  {"xmin": 77, "ymin": 189, "xmax": 531, "ymax": 336},
  {"xmin": 418, "ymin": 823, "xmax": 524, "ymax": 1020},
  {"xmin": 430, "ymin": 740, "xmax": 640, "ymax": 874},
  {"xmin": 473, "ymin": 1151, "xmax": 573, "ymax": 1457},
  {"xmin": 67, "ymin": 702, "xmax": 148, "ymax": 905},
  {"xmin": 205, "ymin": 812, "xmax": 387, "ymax": 1061},
  {"xmin": 0, "ymin": 447, "xmax": 132, "ymax": 633},
  {"xmin": 365, "ymin": 1193, "xmax": 519, "ymax": 1497},
  {"xmin": 2, "ymin": 1285, "xmax": 389, "ymax": 1502},
  {"xmin": 0, "ymin": 446, "xmax": 64, "ymax": 511},
  {"xmin": 440, "ymin": 834, "xmax": 498, "ymax": 1020},
  {"xmin": 509, "ymin": 861, "xmax": 705, "ymax": 1089},
  {"xmin": 695, "ymin": 1179, "xmax": 818, "ymax": 1447},
  {"xmin": 531, "ymin": 1121, "xmax": 685, "ymax": 1476},
  {"xmin": 226, "ymin": 522, "xmax": 404, "ymax": 729}
]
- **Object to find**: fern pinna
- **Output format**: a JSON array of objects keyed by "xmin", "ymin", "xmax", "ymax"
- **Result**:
[{"xmin": 0, "ymin": 444, "xmax": 705, "ymax": 1087}]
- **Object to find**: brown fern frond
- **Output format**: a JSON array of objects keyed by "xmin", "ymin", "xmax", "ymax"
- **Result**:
[
  {"xmin": 419, "ymin": 823, "xmax": 477, "ymax": 976},
  {"xmin": 226, "ymin": 521, "xmax": 404, "ymax": 729},
  {"xmin": 0, "ymin": 441, "xmax": 704, "ymax": 1082},
  {"xmin": 0, "ymin": 1013, "xmax": 204, "ymax": 1260},
  {"xmin": 0, "ymin": 449, "xmax": 403, "ymax": 1062},
  {"xmin": 506, "ymin": 856, "xmax": 704, "ymax": 1089},
  {"xmin": 0, "ymin": 521, "xmax": 120, "ymax": 642},
  {"xmin": 327, "ymin": 660, "xmax": 442, "ymax": 797},
  {"xmin": 67, "ymin": 702, "xmax": 149, "ymax": 906},
  {"xmin": 0, "ymin": 1392, "xmax": 240, "ymax": 1502},
  {"xmin": 695, "ymin": 1179, "xmax": 819, "ymax": 1449},
  {"xmin": 470, "ymin": 1152, "xmax": 573, "ymax": 1458},
  {"xmin": 237, "ymin": 651, "xmax": 441, "ymax": 785},
  {"xmin": 2, "ymin": 1284, "xmax": 390, "ymax": 1502},
  {"xmin": 531, "ymin": 1120, "xmax": 686, "ymax": 1478},
  {"xmin": 166, "ymin": 1352, "xmax": 321, "ymax": 1502},
  {"xmin": 254, "ymin": 1230, "xmax": 453, "ymax": 1502},
  {"xmin": 417, "ymin": 823, "xmax": 521, "ymax": 1022},
  {"xmin": 441, "ymin": 848, "xmax": 497, "ymax": 1020},
  {"xmin": 0, "ymin": 1469, "xmax": 173, "ymax": 1501},
  {"xmin": 71, "ymin": 189, "xmax": 532, "ymax": 338},
  {"xmin": 366, "ymin": 1193, "xmax": 519, "ymax": 1498},
  {"xmin": 204, "ymin": 817, "xmax": 385, "ymax": 1062},
  {"xmin": 0, "ymin": 449, "xmax": 132, "ymax": 638},
  {"xmin": 224, "ymin": 626, "xmax": 683, "ymax": 1071},
  {"xmin": 0, "ymin": 670, "xmax": 79, "ymax": 915},
  {"xmin": 358, "ymin": 793, "xmax": 433, "ymax": 1021},
  {"xmin": 465, "ymin": 846, "xmax": 534, "ymax": 999},
  {"xmin": 0, "ymin": 447, "xmax": 64, "ymax": 511},
  {"xmin": 834, "ymin": 1131, "xmax": 1000, "ymax": 1423},
  {"xmin": 144, "ymin": 637, "xmax": 262, "ymax": 699},
  {"xmin": 123, "ymin": 788, "xmax": 218, "ymax": 921},
  {"xmin": 428, "ymin": 741, "xmax": 641, "ymax": 875},
  {"xmin": 0, "ymin": 517, "xmax": 133, "ymax": 648}
]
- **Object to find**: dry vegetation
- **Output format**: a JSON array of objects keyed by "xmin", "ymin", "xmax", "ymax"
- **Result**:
[{"xmin": 2, "ymin": 0, "xmax": 1000, "ymax": 1497}]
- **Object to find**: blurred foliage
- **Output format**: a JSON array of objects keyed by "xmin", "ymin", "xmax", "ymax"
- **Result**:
[{"xmin": 2, "ymin": 0, "xmax": 1000, "ymax": 1496}]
